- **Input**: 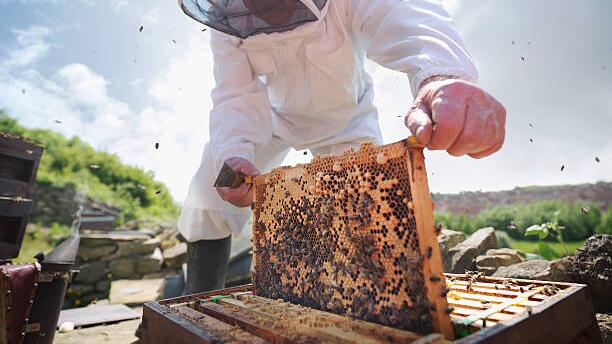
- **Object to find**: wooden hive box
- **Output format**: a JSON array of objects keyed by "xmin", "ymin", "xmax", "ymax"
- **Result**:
[
  {"xmin": 0, "ymin": 132, "xmax": 43, "ymax": 198},
  {"xmin": 141, "ymin": 275, "xmax": 601, "ymax": 343},
  {"xmin": 251, "ymin": 138, "xmax": 453, "ymax": 337},
  {"xmin": 0, "ymin": 197, "xmax": 33, "ymax": 261}
]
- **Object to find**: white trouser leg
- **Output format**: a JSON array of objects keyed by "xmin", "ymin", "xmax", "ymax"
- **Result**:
[{"xmin": 178, "ymin": 138, "xmax": 290, "ymax": 242}]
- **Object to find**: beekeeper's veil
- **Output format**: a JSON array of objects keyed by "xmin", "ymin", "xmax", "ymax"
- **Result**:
[{"xmin": 179, "ymin": 0, "xmax": 328, "ymax": 39}]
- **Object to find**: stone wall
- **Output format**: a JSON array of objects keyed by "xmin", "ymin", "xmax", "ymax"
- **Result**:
[{"xmin": 65, "ymin": 226, "xmax": 187, "ymax": 307}]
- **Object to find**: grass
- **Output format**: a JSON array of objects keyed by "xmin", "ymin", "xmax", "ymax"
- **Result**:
[
  {"xmin": 509, "ymin": 239, "xmax": 585, "ymax": 258},
  {"xmin": 13, "ymin": 224, "xmax": 69, "ymax": 264},
  {"xmin": 15, "ymin": 237, "xmax": 54, "ymax": 263}
]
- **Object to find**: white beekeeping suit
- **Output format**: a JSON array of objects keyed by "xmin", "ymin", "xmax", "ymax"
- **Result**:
[{"xmin": 177, "ymin": 0, "xmax": 478, "ymax": 242}]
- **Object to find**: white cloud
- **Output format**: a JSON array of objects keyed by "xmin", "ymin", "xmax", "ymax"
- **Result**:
[
  {"xmin": 110, "ymin": 0, "xmax": 128, "ymax": 13},
  {"xmin": 3, "ymin": 25, "xmax": 51, "ymax": 68},
  {"xmin": 1, "ymin": 26, "xmax": 215, "ymax": 201},
  {"xmin": 140, "ymin": 8, "xmax": 160, "ymax": 26}
]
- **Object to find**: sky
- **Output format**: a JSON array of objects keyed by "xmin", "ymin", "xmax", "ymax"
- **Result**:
[{"xmin": 0, "ymin": 0, "xmax": 610, "ymax": 203}]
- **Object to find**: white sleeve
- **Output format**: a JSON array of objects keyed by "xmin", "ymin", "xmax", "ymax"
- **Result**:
[
  {"xmin": 208, "ymin": 31, "xmax": 273, "ymax": 172},
  {"xmin": 347, "ymin": 0, "xmax": 478, "ymax": 94}
]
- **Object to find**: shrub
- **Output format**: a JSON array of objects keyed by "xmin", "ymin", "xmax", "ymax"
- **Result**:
[
  {"xmin": 436, "ymin": 200, "xmax": 601, "ymax": 241},
  {"xmin": 597, "ymin": 207, "xmax": 612, "ymax": 234}
]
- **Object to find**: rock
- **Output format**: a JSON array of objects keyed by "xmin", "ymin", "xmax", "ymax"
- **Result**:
[
  {"xmin": 156, "ymin": 229, "xmax": 181, "ymax": 250},
  {"xmin": 476, "ymin": 249, "xmax": 524, "ymax": 276},
  {"xmin": 80, "ymin": 231, "xmax": 152, "ymax": 242},
  {"xmin": 78, "ymin": 244, "xmax": 117, "ymax": 261},
  {"xmin": 109, "ymin": 279, "xmax": 165, "ymax": 305},
  {"xmin": 108, "ymin": 258, "xmax": 137, "ymax": 279},
  {"xmin": 135, "ymin": 247, "xmax": 164, "ymax": 274},
  {"xmin": 74, "ymin": 261, "xmax": 107, "ymax": 284},
  {"xmin": 58, "ymin": 322, "xmax": 75, "ymax": 333},
  {"xmin": 486, "ymin": 248, "xmax": 526, "ymax": 258},
  {"xmin": 116, "ymin": 238, "xmax": 160, "ymax": 256},
  {"xmin": 572, "ymin": 235, "xmax": 612, "ymax": 312},
  {"xmin": 477, "ymin": 248, "xmax": 526, "ymax": 275},
  {"xmin": 96, "ymin": 280, "xmax": 110, "ymax": 292},
  {"xmin": 67, "ymin": 283, "xmax": 95, "ymax": 296},
  {"xmin": 438, "ymin": 229, "xmax": 466, "ymax": 268},
  {"xmin": 163, "ymin": 242, "xmax": 187, "ymax": 269},
  {"xmin": 597, "ymin": 313, "xmax": 612, "ymax": 344},
  {"xmin": 79, "ymin": 231, "xmax": 152, "ymax": 261},
  {"xmin": 446, "ymin": 227, "xmax": 497, "ymax": 273},
  {"xmin": 492, "ymin": 258, "xmax": 574, "ymax": 282}
]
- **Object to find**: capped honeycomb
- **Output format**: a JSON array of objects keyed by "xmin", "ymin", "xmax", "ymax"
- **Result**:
[{"xmin": 251, "ymin": 138, "xmax": 453, "ymax": 337}]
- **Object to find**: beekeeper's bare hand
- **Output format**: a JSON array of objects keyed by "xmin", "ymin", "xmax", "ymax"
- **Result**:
[
  {"xmin": 216, "ymin": 157, "xmax": 259, "ymax": 208},
  {"xmin": 405, "ymin": 78, "xmax": 506, "ymax": 158}
]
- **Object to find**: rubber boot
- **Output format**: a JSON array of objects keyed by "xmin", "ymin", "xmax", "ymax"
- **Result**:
[{"xmin": 184, "ymin": 235, "xmax": 232, "ymax": 294}]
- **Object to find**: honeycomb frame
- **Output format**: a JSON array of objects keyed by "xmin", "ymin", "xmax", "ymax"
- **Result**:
[{"xmin": 251, "ymin": 137, "xmax": 453, "ymax": 338}]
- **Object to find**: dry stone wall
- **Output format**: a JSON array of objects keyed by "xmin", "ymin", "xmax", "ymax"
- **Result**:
[{"xmin": 65, "ymin": 227, "xmax": 187, "ymax": 307}]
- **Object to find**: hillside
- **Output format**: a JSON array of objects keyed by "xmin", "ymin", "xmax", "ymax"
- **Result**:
[
  {"xmin": 0, "ymin": 112, "xmax": 179, "ymax": 225},
  {"xmin": 433, "ymin": 182, "xmax": 612, "ymax": 215}
]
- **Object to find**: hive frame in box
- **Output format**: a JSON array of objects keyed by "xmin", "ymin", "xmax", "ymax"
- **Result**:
[
  {"xmin": 251, "ymin": 138, "xmax": 453, "ymax": 338},
  {"xmin": 141, "ymin": 275, "xmax": 601, "ymax": 344}
]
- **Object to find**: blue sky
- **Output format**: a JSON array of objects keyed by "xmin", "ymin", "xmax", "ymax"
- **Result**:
[{"xmin": 1, "ymin": 0, "xmax": 611, "ymax": 202}]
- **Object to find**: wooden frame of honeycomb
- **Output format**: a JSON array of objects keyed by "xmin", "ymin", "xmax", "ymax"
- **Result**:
[{"xmin": 251, "ymin": 137, "xmax": 453, "ymax": 338}]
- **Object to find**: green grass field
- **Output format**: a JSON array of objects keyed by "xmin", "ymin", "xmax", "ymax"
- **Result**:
[{"xmin": 509, "ymin": 239, "xmax": 585, "ymax": 257}]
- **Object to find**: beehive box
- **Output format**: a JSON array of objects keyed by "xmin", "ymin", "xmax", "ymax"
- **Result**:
[
  {"xmin": 142, "ymin": 275, "xmax": 601, "ymax": 344},
  {"xmin": 251, "ymin": 138, "xmax": 453, "ymax": 337},
  {"xmin": 0, "ymin": 197, "xmax": 33, "ymax": 261},
  {"xmin": 0, "ymin": 132, "xmax": 43, "ymax": 198}
]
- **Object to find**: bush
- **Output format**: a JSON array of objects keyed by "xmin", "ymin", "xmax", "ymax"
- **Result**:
[
  {"xmin": 436, "ymin": 200, "xmax": 601, "ymax": 241},
  {"xmin": 597, "ymin": 207, "xmax": 612, "ymax": 234}
]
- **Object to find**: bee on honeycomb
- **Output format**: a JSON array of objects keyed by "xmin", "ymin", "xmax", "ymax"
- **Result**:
[{"xmin": 252, "ymin": 138, "xmax": 452, "ymax": 335}]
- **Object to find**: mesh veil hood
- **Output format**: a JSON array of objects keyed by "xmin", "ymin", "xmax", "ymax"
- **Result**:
[{"xmin": 179, "ymin": 0, "xmax": 328, "ymax": 39}]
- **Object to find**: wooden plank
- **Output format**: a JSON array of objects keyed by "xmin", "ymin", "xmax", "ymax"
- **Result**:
[
  {"xmin": 57, "ymin": 304, "xmax": 139, "ymax": 328},
  {"xmin": 229, "ymin": 294, "xmax": 431, "ymax": 343},
  {"xmin": 456, "ymin": 285, "xmax": 601, "ymax": 344},
  {"xmin": 447, "ymin": 298, "xmax": 526, "ymax": 315},
  {"xmin": 159, "ymin": 284, "xmax": 253, "ymax": 306},
  {"xmin": 194, "ymin": 301, "xmax": 293, "ymax": 343},
  {"xmin": 445, "ymin": 273, "xmax": 578, "ymax": 289},
  {"xmin": 448, "ymin": 280, "xmax": 551, "ymax": 301},
  {"xmin": 142, "ymin": 301, "xmax": 219, "ymax": 344},
  {"xmin": 449, "ymin": 307, "xmax": 514, "ymax": 322},
  {"xmin": 448, "ymin": 290, "xmax": 541, "ymax": 308},
  {"xmin": 407, "ymin": 139, "xmax": 454, "ymax": 339},
  {"xmin": 173, "ymin": 306, "xmax": 268, "ymax": 343}
]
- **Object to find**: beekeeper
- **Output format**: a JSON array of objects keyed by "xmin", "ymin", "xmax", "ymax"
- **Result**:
[{"xmin": 177, "ymin": 0, "xmax": 506, "ymax": 293}]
